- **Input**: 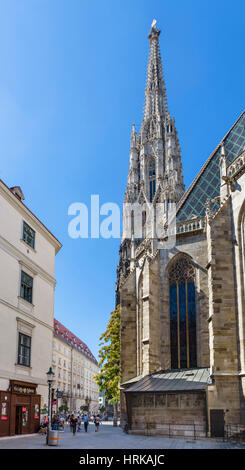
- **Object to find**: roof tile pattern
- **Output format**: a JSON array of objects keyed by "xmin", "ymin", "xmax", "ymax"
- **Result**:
[{"xmin": 177, "ymin": 111, "xmax": 245, "ymax": 222}]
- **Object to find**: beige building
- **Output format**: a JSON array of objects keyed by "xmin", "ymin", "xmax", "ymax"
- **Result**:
[
  {"xmin": 0, "ymin": 181, "xmax": 61, "ymax": 437},
  {"xmin": 52, "ymin": 319, "xmax": 99, "ymax": 414},
  {"xmin": 117, "ymin": 22, "xmax": 245, "ymax": 438}
]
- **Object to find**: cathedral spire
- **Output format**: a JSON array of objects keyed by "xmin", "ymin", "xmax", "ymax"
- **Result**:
[{"xmin": 143, "ymin": 20, "xmax": 168, "ymax": 121}]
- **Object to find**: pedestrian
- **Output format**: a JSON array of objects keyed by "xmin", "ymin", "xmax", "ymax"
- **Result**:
[
  {"xmin": 83, "ymin": 413, "xmax": 89, "ymax": 433},
  {"xmin": 51, "ymin": 414, "xmax": 58, "ymax": 430},
  {"xmin": 94, "ymin": 415, "xmax": 100, "ymax": 432},
  {"xmin": 77, "ymin": 416, "xmax": 81, "ymax": 432},
  {"xmin": 70, "ymin": 414, "xmax": 78, "ymax": 436}
]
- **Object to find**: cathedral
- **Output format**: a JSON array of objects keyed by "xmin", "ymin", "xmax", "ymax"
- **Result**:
[{"xmin": 116, "ymin": 21, "xmax": 245, "ymax": 437}]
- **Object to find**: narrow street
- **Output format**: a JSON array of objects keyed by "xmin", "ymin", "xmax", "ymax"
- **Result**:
[{"xmin": 0, "ymin": 422, "xmax": 244, "ymax": 449}]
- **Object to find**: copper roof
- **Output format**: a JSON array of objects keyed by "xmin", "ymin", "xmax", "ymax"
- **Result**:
[{"xmin": 123, "ymin": 367, "xmax": 212, "ymax": 393}]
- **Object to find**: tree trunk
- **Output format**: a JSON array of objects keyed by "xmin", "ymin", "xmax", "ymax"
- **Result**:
[{"xmin": 113, "ymin": 403, "xmax": 118, "ymax": 427}]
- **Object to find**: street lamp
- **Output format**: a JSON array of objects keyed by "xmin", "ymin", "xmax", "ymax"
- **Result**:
[
  {"xmin": 56, "ymin": 387, "xmax": 59, "ymax": 416},
  {"xmin": 46, "ymin": 366, "xmax": 55, "ymax": 445}
]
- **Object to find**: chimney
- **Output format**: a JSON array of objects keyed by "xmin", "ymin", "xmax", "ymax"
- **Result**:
[{"xmin": 10, "ymin": 186, "xmax": 25, "ymax": 202}]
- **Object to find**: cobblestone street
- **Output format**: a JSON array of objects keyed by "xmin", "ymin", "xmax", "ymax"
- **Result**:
[{"xmin": 0, "ymin": 423, "xmax": 244, "ymax": 449}]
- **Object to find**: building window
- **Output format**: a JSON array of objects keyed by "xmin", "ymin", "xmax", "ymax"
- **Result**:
[
  {"xmin": 20, "ymin": 271, "xmax": 33, "ymax": 304},
  {"xmin": 23, "ymin": 221, "xmax": 35, "ymax": 249},
  {"xmin": 168, "ymin": 256, "xmax": 197, "ymax": 369},
  {"xmin": 149, "ymin": 159, "xmax": 156, "ymax": 203},
  {"xmin": 18, "ymin": 333, "xmax": 31, "ymax": 367}
]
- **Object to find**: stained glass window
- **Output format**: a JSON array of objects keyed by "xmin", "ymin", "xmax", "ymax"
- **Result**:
[
  {"xmin": 149, "ymin": 159, "xmax": 156, "ymax": 202},
  {"xmin": 169, "ymin": 256, "xmax": 197, "ymax": 369}
]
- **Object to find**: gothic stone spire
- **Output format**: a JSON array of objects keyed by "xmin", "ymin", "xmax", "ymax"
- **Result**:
[
  {"xmin": 116, "ymin": 22, "xmax": 185, "ymax": 305},
  {"xmin": 143, "ymin": 20, "xmax": 169, "ymax": 121},
  {"xmin": 124, "ymin": 21, "xmax": 185, "ymax": 209}
]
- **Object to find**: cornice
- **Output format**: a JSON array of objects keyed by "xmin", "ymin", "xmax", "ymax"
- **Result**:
[
  {"xmin": 0, "ymin": 234, "xmax": 56, "ymax": 287},
  {"xmin": 0, "ymin": 297, "xmax": 54, "ymax": 333},
  {"xmin": 0, "ymin": 368, "xmax": 48, "ymax": 387}
]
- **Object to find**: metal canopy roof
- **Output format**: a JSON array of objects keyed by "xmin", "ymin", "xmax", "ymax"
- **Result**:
[{"xmin": 123, "ymin": 367, "xmax": 212, "ymax": 393}]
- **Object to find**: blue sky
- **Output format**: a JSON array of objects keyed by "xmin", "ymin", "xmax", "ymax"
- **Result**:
[{"xmin": 0, "ymin": 0, "xmax": 244, "ymax": 360}]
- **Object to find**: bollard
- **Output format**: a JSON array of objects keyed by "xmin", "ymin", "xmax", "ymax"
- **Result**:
[{"xmin": 48, "ymin": 429, "xmax": 59, "ymax": 446}]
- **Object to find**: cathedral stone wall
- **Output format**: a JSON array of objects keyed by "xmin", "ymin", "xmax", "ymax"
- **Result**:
[
  {"xmin": 206, "ymin": 197, "xmax": 241, "ymax": 428},
  {"xmin": 120, "ymin": 270, "xmax": 137, "ymax": 384},
  {"xmin": 127, "ymin": 391, "xmax": 207, "ymax": 437},
  {"xmin": 148, "ymin": 254, "xmax": 162, "ymax": 373}
]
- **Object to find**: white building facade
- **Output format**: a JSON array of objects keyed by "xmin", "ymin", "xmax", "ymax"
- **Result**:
[
  {"xmin": 53, "ymin": 319, "xmax": 99, "ymax": 414},
  {"xmin": 0, "ymin": 182, "xmax": 61, "ymax": 436}
]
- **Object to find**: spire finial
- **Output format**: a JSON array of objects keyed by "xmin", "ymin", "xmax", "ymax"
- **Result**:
[{"xmin": 148, "ymin": 19, "xmax": 161, "ymax": 40}]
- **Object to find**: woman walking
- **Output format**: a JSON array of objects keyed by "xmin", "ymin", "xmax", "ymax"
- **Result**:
[
  {"xmin": 94, "ymin": 415, "xmax": 100, "ymax": 432},
  {"xmin": 70, "ymin": 414, "xmax": 78, "ymax": 436}
]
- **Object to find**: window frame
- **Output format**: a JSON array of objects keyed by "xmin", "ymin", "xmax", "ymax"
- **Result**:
[
  {"xmin": 18, "ymin": 332, "xmax": 31, "ymax": 367},
  {"xmin": 22, "ymin": 221, "xmax": 36, "ymax": 249},
  {"xmin": 169, "ymin": 256, "xmax": 197, "ymax": 369},
  {"xmin": 20, "ymin": 270, "xmax": 33, "ymax": 304}
]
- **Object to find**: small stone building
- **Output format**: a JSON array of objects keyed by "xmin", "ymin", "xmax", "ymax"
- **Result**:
[
  {"xmin": 117, "ymin": 22, "xmax": 245, "ymax": 437},
  {"xmin": 123, "ymin": 368, "xmax": 210, "ymax": 437}
]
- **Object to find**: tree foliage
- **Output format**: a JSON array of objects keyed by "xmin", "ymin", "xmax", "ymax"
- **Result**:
[{"xmin": 95, "ymin": 305, "xmax": 120, "ymax": 403}]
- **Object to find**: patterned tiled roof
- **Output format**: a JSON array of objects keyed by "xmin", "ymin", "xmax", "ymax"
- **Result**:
[
  {"xmin": 54, "ymin": 318, "xmax": 98, "ymax": 365},
  {"xmin": 177, "ymin": 110, "xmax": 245, "ymax": 222}
]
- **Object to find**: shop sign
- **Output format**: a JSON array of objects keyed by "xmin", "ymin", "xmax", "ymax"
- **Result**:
[{"xmin": 13, "ymin": 385, "xmax": 35, "ymax": 395}]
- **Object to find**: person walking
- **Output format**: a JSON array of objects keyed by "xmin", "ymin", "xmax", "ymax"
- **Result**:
[
  {"xmin": 77, "ymin": 416, "xmax": 81, "ymax": 432},
  {"xmin": 70, "ymin": 414, "xmax": 78, "ymax": 436},
  {"xmin": 83, "ymin": 414, "xmax": 89, "ymax": 433},
  {"xmin": 94, "ymin": 415, "xmax": 100, "ymax": 432}
]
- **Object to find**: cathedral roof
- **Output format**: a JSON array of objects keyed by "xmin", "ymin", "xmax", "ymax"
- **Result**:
[
  {"xmin": 123, "ymin": 367, "xmax": 212, "ymax": 393},
  {"xmin": 176, "ymin": 110, "xmax": 245, "ymax": 222}
]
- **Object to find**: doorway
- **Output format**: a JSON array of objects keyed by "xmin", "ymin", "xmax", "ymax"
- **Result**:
[
  {"xmin": 210, "ymin": 409, "xmax": 225, "ymax": 437},
  {"xmin": 15, "ymin": 406, "xmax": 22, "ymax": 435}
]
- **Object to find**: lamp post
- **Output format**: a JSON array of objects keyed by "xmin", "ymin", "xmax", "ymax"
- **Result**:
[
  {"xmin": 56, "ymin": 388, "xmax": 59, "ymax": 416},
  {"xmin": 46, "ymin": 366, "xmax": 55, "ymax": 445}
]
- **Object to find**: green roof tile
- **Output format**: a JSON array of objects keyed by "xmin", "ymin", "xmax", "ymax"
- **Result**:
[{"xmin": 177, "ymin": 111, "xmax": 245, "ymax": 222}]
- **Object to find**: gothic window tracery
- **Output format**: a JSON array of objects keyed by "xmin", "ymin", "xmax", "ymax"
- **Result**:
[{"xmin": 168, "ymin": 256, "xmax": 197, "ymax": 369}]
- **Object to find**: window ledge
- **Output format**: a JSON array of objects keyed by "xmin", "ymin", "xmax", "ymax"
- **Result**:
[
  {"xmin": 18, "ymin": 296, "xmax": 35, "ymax": 307},
  {"xmin": 15, "ymin": 363, "xmax": 32, "ymax": 370},
  {"xmin": 20, "ymin": 239, "xmax": 36, "ymax": 253}
]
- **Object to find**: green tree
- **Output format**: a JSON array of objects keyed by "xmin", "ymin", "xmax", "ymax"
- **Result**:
[
  {"xmin": 80, "ymin": 405, "xmax": 89, "ymax": 412},
  {"xmin": 95, "ymin": 305, "xmax": 120, "ymax": 426},
  {"xmin": 59, "ymin": 405, "xmax": 68, "ymax": 413}
]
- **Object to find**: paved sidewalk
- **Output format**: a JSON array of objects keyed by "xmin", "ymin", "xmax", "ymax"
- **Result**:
[{"xmin": 0, "ymin": 423, "xmax": 244, "ymax": 449}]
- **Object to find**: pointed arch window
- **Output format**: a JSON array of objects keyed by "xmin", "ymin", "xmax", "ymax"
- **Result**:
[
  {"xmin": 168, "ymin": 256, "xmax": 197, "ymax": 369},
  {"xmin": 148, "ymin": 159, "xmax": 156, "ymax": 202}
]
